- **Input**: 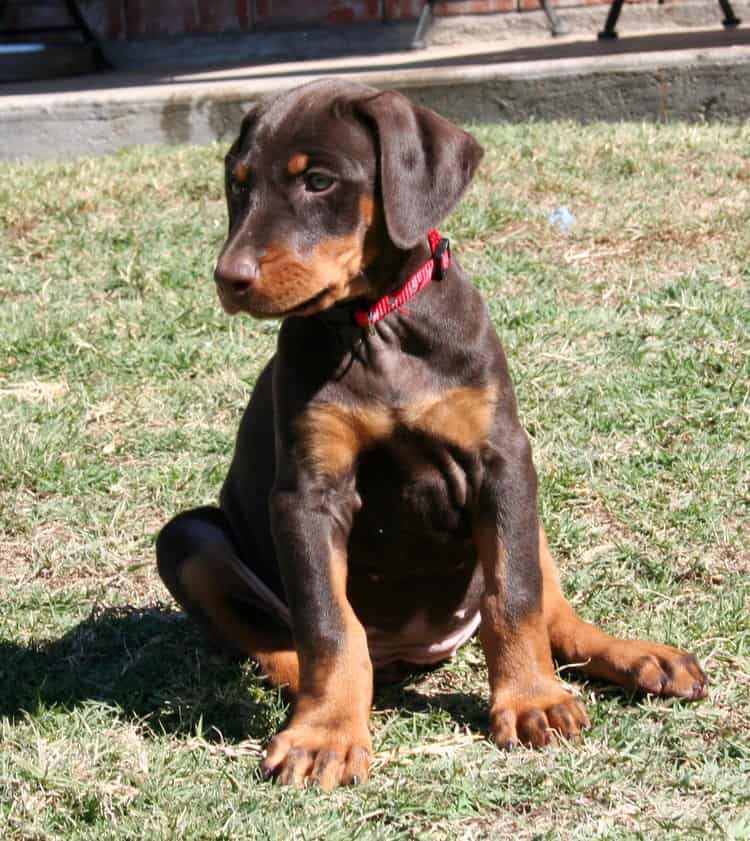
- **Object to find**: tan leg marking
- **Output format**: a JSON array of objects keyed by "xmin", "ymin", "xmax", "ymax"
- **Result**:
[
  {"xmin": 539, "ymin": 524, "xmax": 708, "ymax": 699},
  {"xmin": 476, "ymin": 527, "xmax": 589, "ymax": 749},
  {"xmin": 179, "ymin": 555, "xmax": 300, "ymax": 697},
  {"xmin": 260, "ymin": 547, "xmax": 373, "ymax": 790}
]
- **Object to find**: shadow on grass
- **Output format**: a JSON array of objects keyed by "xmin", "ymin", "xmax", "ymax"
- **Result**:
[
  {"xmin": 1, "ymin": 603, "xmax": 497, "ymax": 749},
  {"xmin": 0, "ymin": 606, "xmax": 491, "ymax": 743},
  {"xmin": 0, "ymin": 605, "xmax": 280, "ymax": 742},
  {"xmin": 2, "ymin": 604, "xmax": 655, "ymax": 751},
  {"xmin": 376, "ymin": 671, "xmax": 490, "ymax": 735}
]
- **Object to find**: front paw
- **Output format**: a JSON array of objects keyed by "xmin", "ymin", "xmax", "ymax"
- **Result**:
[
  {"xmin": 490, "ymin": 679, "xmax": 590, "ymax": 749},
  {"xmin": 260, "ymin": 717, "xmax": 372, "ymax": 791},
  {"xmin": 618, "ymin": 642, "xmax": 708, "ymax": 700}
]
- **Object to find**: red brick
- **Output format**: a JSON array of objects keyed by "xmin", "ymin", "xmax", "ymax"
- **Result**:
[
  {"xmin": 182, "ymin": 1, "xmax": 200, "ymax": 32},
  {"xmin": 103, "ymin": 0, "xmax": 125, "ymax": 39},
  {"xmin": 10, "ymin": 0, "xmax": 620, "ymax": 41},
  {"xmin": 143, "ymin": 1, "xmax": 187, "ymax": 37},
  {"xmin": 434, "ymin": 0, "xmax": 516, "ymax": 15},
  {"xmin": 236, "ymin": 0, "xmax": 252, "ymax": 30},
  {"xmin": 71, "ymin": 1, "xmax": 115, "ymax": 39},
  {"xmin": 124, "ymin": 0, "xmax": 143, "ymax": 37},
  {"xmin": 194, "ymin": 0, "xmax": 245, "ymax": 32},
  {"xmin": 255, "ymin": 0, "xmax": 372, "ymax": 26},
  {"xmin": 120, "ymin": 0, "xmax": 243, "ymax": 36},
  {"xmin": 326, "ymin": 1, "xmax": 381, "ymax": 23},
  {"xmin": 255, "ymin": 0, "xmax": 326, "ymax": 25},
  {"xmin": 519, "ymin": 0, "xmax": 608, "ymax": 8},
  {"xmin": 384, "ymin": 0, "xmax": 425, "ymax": 19}
]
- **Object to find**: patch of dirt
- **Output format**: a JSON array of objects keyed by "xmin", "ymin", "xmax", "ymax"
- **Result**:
[
  {"xmin": 709, "ymin": 543, "xmax": 750, "ymax": 577},
  {"xmin": 578, "ymin": 493, "xmax": 631, "ymax": 546},
  {"xmin": 0, "ymin": 380, "xmax": 69, "ymax": 404},
  {"xmin": 0, "ymin": 538, "xmax": 32, "ymax": 580},
  {"xmin": 3, "ymin": 211, "xmax": 38, "ymax": 242},
  {"xmin": 563, "ymin": 226, "xmax": 716, "ymax": 268}
]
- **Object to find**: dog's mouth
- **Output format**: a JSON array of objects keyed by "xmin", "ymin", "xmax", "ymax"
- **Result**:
[
  {"xmin": 217, "ymin": 278, "xmax": 333, "ymax": 319},
  {"xmin": 250, "ymin": 285, "xmax": 333, "ymax": 319},
  {"xmin": 273, "ymin": 285, "xmax": 332, "ymax": 317}
]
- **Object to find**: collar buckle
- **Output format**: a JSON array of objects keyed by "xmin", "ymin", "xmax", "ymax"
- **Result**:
[
  {"xmin": 353, "ymin": 229, "xmax": 449, "ymax": 331},
  {"xmin": 432, "ymin": 237, "xmax": 451, "ymax": 281}
]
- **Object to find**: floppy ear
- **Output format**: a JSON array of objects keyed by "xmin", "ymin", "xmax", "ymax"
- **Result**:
[{"xmin": 355, "ymin": 91, "xmax": 484, "ymax": 249}]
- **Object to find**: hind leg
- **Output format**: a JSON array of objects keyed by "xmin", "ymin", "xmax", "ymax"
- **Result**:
[
  {"xmin": 539, "ymin": 525, "xmax": 707, "ymax": 699},
  {"xmin": 156, "ymin": 506, "xmax": 300, "ymax": 697}
]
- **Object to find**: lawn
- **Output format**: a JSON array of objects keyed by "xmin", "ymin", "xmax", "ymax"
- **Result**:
[{"xmin": 1, "ymin": 120, "xmax": 748, "ymax": 840}]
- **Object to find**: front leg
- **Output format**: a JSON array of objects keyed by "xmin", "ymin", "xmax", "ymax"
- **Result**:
[
  {"xmin": 476, "ymin": 428, "xmax": 589, "ymax": 748},
  {"xmin": 261, "ymin": 476, "xmax": 373, "ymax": 790}
]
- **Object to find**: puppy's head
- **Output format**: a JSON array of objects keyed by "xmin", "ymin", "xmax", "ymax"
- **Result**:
[{"xmin": 214, "ymin": 79, "xmax": 483, "ymax": 319}]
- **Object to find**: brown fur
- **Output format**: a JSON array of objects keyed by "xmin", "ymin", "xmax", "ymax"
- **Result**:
[
  {"xmin": 298, "ymin": 385, "xmax": 497, "ymax": 479},
  {"xmin": 178, "ymin": 554, "xmax": 300, "ymax": 695},
  {"xmin": 262, "ymin": 547, "xmax": 373, "ymax": 791},
  {"xmin": 403, "ymin": 385, "xmax": 497, "ymax": 452},
  {"xmin": 157, "ymin": 79, "xmax": 708, "ymax": 793}
]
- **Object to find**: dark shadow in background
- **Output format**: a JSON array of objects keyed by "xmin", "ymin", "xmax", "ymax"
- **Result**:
[{"xmin": 4, "ymin": 27, "xmax": 748, "ymax": 97}]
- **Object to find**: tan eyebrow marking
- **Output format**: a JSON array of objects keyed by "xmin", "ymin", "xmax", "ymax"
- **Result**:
[
  {"xmin": 232, "ymin": 160, "xmax": 251, "ymax": 182},
  {"xmin": 287, "ymin": 153, "xmax": 309, "ymax": 175}
]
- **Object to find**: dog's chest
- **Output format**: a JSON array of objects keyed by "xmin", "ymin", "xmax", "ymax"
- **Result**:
[
  {"xmin": 298, "ymin": 384, "xmax": 497, "ymax": 568},
  {"xmin": 297, "ymin": 383, "xmax": 497, "ymax": 483},
  {"xmin": 349, "ymin": 435, "xmax": 474, "ymax": 564}
]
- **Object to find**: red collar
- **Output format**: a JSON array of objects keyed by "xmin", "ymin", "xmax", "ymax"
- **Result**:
[{"xmin": 353, "ymin": 229, "xmax": 450, "ymax": 330}]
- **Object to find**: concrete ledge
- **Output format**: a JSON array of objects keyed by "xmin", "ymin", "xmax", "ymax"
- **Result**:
[{"xmin": 2, "ymin": 29, "xmax": 749, "ymax": 160}]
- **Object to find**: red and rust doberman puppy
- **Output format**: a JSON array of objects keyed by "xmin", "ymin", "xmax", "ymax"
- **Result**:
[{"xmin": 156, "ymin": 78, "xmax": 707, "ymax": 791}]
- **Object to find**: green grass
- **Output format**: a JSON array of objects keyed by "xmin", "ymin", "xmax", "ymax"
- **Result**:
[{"xmin": 1, "ymin": 121, "xmax": 749, "ymax": 840}]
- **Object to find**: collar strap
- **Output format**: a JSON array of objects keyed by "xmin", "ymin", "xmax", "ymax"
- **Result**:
[{"xmin": 353, "ymin": 229, "xmax": 450, "ymax": 330}]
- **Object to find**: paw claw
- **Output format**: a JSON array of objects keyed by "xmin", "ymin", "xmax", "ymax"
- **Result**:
[
  {"xmin": 491, "ymin": 683, "xmax": 588, "ymax": 750},
  {"xmin": 595, "ymin": 641, "xmax": 708, "ymax": 700},
  {"xmin": 263, "ymin": 720, "xmax": 371, "ymax": 791},
  {"xmin": 691, "ymin": 681, "xmax": 707, "ymax": 699},
  {"xmin": 627, "ymin": 648, "xmax": 708, "ymax": 700}
]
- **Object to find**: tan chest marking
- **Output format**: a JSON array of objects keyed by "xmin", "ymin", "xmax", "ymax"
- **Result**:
[
  {"xmin": 297, "ymin": 384, "xmax": 497, "ymax": 478},
  {"xmin": 402, "ymin": 385, "xmax": 497, "ymax": 452},
  {"xmin": 297, "ymin": 403, "xmax": 392, "ymax": 478}
]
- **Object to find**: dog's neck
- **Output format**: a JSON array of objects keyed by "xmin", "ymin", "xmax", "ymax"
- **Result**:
[
  {"xmin": 364, "ymin": 238, "xmax": 430, "ymax": 301},
  {"xmin": 317, "ymin": 235, "xmax": 437, "ymax": 331}
]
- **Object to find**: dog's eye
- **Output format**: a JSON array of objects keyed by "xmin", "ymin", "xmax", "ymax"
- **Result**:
[
  {"xmin": 229, "ymin": 178, "xmax": 248, "ymax": 197},
  {"xmin": 304, "ymin": 172, "xmax": 335, "ymax": 193}
]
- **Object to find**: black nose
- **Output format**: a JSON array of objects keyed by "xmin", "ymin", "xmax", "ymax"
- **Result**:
[{"xmin": 214, "ymin": 253, "xmax": 259, "ymax": 288}]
